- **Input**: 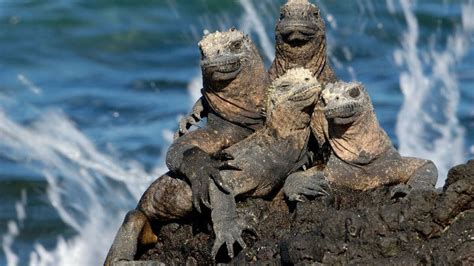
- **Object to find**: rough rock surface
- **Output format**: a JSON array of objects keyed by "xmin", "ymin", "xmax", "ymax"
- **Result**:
[{"xmin": 138, "ymin": 160, "xmax": 474, "ymax": 264}]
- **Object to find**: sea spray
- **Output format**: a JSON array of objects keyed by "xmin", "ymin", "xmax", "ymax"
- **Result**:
[
  {"xmin": 0, "ymin": 110, "xmax": 169, "ymax": 265},
  {"xmin": 395, "ymin": 0, "xmax": 472, "ymax": 186},
  {"xmin": 1, "ymin": 190, "xmax": 27, "ymax": 266}
]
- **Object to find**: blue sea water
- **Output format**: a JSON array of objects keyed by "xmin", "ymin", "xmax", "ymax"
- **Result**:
[{"xmin": 0, "ymin": 0, "xmax": 473, "ymax": 265}]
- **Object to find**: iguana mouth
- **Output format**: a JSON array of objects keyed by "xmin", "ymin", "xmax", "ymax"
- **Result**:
[
  {"xmin": 289, "ymin": 84, "xmax": 319, "ymax": 102},
  {"xmin": 201, "ymin": 56, "xmax": 242, "ymax": 81},
  {"xmin": 324, "ymin": 102, "xmax": 362, "ymax": 120},
  {"xmin": 279, "ymin": 22, "xmax": 318, "ymax": 46}
]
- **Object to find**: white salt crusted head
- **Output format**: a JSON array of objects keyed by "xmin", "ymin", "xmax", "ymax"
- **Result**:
[
  {"xmin": 285, "ymin": 0, "xmax": 315, "ymax": 8},
  {"xmin": 267, "ymin": 67, "xmax": 320, "ymax": 110},
  {"xmin": 321, "ymin": 81, "xmax": 374, "ymax": 124},
  {"xmin": 198, "ymin": 29, "xmax": 249, "ymax": 59},
  {"xmin": 322, "ymin": 81, "xmax": 371, "ymax": 108}
]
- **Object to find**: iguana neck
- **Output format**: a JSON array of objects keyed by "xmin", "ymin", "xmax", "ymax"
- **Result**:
[
  {"xmin": 270, "ymin": 40, "xmax": 336, "ymax": 83},
  {"xmin": 203, "ymin": 57, "xmax": 268, "ymax": 130},
  {"xmin": 267, "ymin": 107, "xmax": 311, "ymax": 139},
  {"xmin": 326, "ymin": 110, "xmax": 392, "ymax": 165}
]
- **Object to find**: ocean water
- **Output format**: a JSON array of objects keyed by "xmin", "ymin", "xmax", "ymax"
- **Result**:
[{"xmin": 0, "ymin": 0, "xmax": 473, "ymax": 265}]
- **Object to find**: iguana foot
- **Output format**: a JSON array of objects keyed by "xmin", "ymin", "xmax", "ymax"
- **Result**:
[
  {"xmin": 391, "ymin": 161, "xmax": 438, "ymax": 199},
  {"xmin": 390, "ymin": 183, "xmax": 438, "ymax": 199},
  {"xmin": 284, "ymin": 171, "xmax": 331, "ymax": 202},
  {"xmin": 211, "ymin": 215, "xmax": 255, "ymax": 259},
  {"xmin": 174, "ymin": 114, "xmax": 200, "ymax": 140},
  {"xmin": 180, "ymin": 147, "xmax": 232, "ymax": 213}
]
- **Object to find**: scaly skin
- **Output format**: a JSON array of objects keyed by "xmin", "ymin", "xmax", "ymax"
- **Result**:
[
  {"xmin": 176, "ymin": 29, "xmax": 268, "ymax": 137},
  {"xmin": 269, "ymin": 0, "xmax": 337, "ymax": 169},
  {"xmin": 269, "ymin": 0, "xmax": 336, "ymax": 83},
  {"xmin": 104, "ymin": 29, "xmax": 269, "ymax": 266},
  {"xmin": 209, "ymin": 68, "xmax": 322, "ymax": 258},
  {"xmin": 284, "ymin": 82, "xmax": 438, "ymax": 201}
]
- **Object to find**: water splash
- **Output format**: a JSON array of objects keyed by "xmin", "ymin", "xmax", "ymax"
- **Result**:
[
  {"xmin": 2, "ymin": 190, "xmax": 27, "ymax": 266},
  {"xmin": 17, "ymin": 74, "xmax": 41, "ymax": 95},
  {"xmin": 0, "ymin": 110, "xmax": 169, "ymax": 265},
  {"xmin": 238, "ymin": 0, "xmax": 275, "ymax": 62},
  {"xmin": 395, "ymin": 0, "xmax": 472, "ymax": 186}
]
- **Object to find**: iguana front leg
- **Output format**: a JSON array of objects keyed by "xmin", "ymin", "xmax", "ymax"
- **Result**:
[
  {"xmin": 284, "ymin": 166, "xmax": 331, "ymax": 202},
  {"xmin": 174, "ymin": 97, "xmax": 207, "ymax": 139},
  {"xmin": 209, "ymin": 182, "xmax": 248, "ymax": 259},
  {"xmin": 391, "ymin": 158, "xmax": 438, "ymax": 198}
]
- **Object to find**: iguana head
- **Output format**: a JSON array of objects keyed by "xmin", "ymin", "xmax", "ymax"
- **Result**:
[
  {"xmin": 198, "ymin": 29, "xmax": 268, "ymax": 129},
  {"xmin": 268, "ymin": 68, "xmax": 321, "ymax": 115},
  {"xmin": 276, "ymin": 0, "xmax": 325, "ymax": 57},
  {"xmin": 320, "ymin": 81, "xmax": 372, "ymax": 125},
  {"xmin": 199, "ymin": 29, "xmax": 260, "ymax": 85}
]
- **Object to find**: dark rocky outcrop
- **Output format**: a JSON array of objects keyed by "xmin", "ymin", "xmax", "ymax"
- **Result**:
[{"xmin": 138, "ymin": 160, "xmax": 474, "ymax": 265}]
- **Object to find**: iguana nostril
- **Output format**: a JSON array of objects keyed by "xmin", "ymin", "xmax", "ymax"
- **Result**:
[
  {"xmin": 336, "ymin": 96, "xmax": 339, "ymax": 101},
  {"xmin": 321, "ymin": 97, "xmax": 327, "ymax": 107}
]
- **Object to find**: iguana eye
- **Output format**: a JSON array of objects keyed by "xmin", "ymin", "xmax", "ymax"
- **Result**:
[
  {"xmin": 312, "ymin": 8, "xmax": 320, "ymax": 17},
  {"xmin": 280, "ymin": 82, "xmax": 291, "ymax": 89},
  {"xmin": 280, "ymin": 12, "xmax": 285, "ymax": 20},
  {"xmin": 230, "ymin": 40, "xmax": 243, "ymax": 51},
  {"xmin": 349, "ymin": 87, "xmax": 360, "ymax": 98}
]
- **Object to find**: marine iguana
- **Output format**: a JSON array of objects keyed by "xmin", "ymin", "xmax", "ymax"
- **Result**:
[
  {"xmin": 177, "ymin": 0, "xmax": 335, "ymax": 136},
  {"xmin": 167, "ymin": 29, "xmax": 269, "ymax": 210},
  {"xmin": 284, "ymin": 81, "xmax": 438, "ymax": 201},
  {"xmin": 175, "ymin": 28, "xmax": 267, "ymax": 138},
  {"xmin": 269, "ymin": 0, "xmax": 336, "ymax": 83},
  {"xmin": 105, "ymin": 29, "xmax": 269, "ymax": 265},
  {"xmin": 269, "ymin": 0, "xmax": 338, "ymax": 170},
  {"xmin": 208, "ymin": 68, "xmax": 322, "ymax": 258}
]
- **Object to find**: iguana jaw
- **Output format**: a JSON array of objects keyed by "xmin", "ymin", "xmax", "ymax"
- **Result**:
[
  {"xmin": 201, "ymin": 55, "xmax": 242, "ymax": 81},
  {"xmin": 278, "ymin": 21, "xmax": 319, "ymax": 47},
  {"xmin": 324, "ymin": 102, "xmax": 364, "ymax": 124},
  {"xmin": 287, "ymin": 83, "xmax": 320, "ymax": 113}
]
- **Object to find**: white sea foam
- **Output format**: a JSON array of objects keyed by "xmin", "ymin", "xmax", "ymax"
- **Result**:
[
  {"xmin": 395, "ymin": 0, "xmax": 472, "ymax": 187},
  {"xmin": 238, "ymin": 0, "xmax": 275, "ymax": 62},
  {"xmin": 2, "ymin": 190, "xmax": 27, "ymax": 266},
  {"xmin": 17, "ymin": 74, "xmax": 42, "ymax": 95},
  {"xmin": 0, "ymin": 110, "xmax": 168, "ymax": 265}
]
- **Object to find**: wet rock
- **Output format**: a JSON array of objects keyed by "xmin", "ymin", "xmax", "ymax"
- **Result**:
[{"xmin": 139, "ymin": 160, "xmax": 474, "ymax": 264}]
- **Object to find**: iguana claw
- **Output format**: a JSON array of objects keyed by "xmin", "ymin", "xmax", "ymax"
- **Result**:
[
  {"xmin": 284, "ymin": 171, "xmax": 331, "ymax": 202},
  {"xmin": 180, "ymin": 147, "xmax": 232, "ymax": 213},
  {"xmin": 214, "ymin": 150, "xmax": 235, "ymax": 161},
  {"xmin": 211, "ymin": 215, "xmax": 254, "ymax": 259},
  {"xmin": 174, "ymin": 98, "xmax": 206, "ymax": 140}
]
